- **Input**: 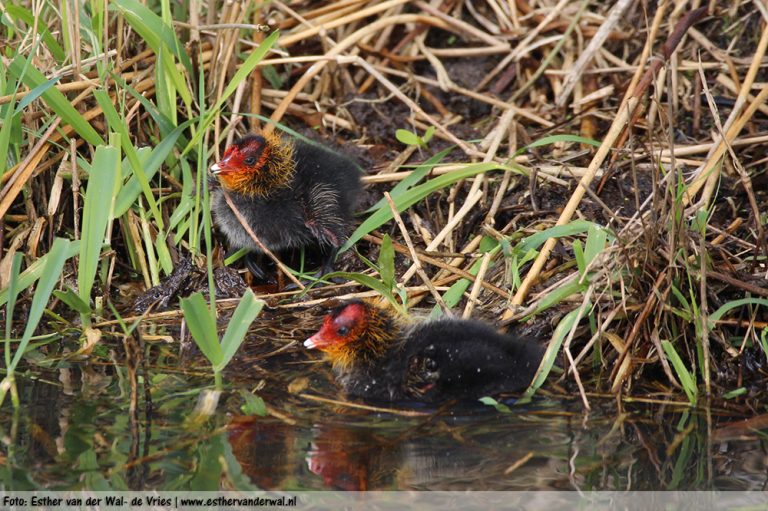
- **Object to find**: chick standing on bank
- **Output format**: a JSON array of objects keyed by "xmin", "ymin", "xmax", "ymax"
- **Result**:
[
  {"xmin": 210, "ymin": 131, "xmax": 362, "ymax": 279},
  {"xmin": 304, "ymin": 300, "xmax": 545, "ymax": 403}
]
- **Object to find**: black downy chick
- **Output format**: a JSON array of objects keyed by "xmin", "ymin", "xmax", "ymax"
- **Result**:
[
  {"xmin": 304, "ymin": 300, "xmax": 545, "ymax": 403},
  {"xmin": 210, "ymin": 132, "xmax": 362, "ymax": 280}
]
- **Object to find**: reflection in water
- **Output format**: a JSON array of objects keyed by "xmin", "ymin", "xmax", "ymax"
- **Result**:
[
  {"xmin": 3, "ymin": 364, "xmax": 768, "ymax": 491},
  {"xmin": 227, "ymin": 402, "xmax": 768, "ymax": 491}
]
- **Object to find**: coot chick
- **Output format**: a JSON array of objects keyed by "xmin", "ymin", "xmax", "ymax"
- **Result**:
[
  {"xmin": 304, "ymin": 300, "xmax": 545, "ymax": 403},
  {"xmin": 210, "ymin": 132, "xmax": 362, "ymax": 279}
]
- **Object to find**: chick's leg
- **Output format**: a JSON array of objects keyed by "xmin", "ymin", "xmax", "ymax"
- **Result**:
[{"xmin": 243, "ymin": 252, "xmax": 271, "ymax": 282}]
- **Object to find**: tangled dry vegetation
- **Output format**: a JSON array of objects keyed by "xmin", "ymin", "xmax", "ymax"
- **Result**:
[{"xmin": 0, "ymin": 0, "xmax": 767, "ymax": 408}]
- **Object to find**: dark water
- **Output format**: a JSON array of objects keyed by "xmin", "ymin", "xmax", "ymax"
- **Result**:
[{"xmin": 2, "ymin": 320, "xmax": 767, "ymax": 491}]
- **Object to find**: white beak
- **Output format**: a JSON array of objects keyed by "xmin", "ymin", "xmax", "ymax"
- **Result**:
[
  {"xmin": 304, "ymin": 338, "xmax": 317, "ymax": 349},
  {"xmin": 210, "ymin": 162, "xmax": 222, "ymax": 174}
]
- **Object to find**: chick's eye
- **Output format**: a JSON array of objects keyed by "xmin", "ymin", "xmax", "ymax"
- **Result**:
[
  {"xmin": 337, "ymin": 326, "xmax": 349, "ymax": 336},
  {"xmin": 243, "ymin": 156, "xmax": 256, "ymax": 166}
]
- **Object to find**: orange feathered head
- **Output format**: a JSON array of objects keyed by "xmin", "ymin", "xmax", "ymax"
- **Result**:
[
  {"xmin": 210, "ymin": 132, "xmax": 294, "ymax": 197},
  {"xmin": 304, "ymin": 300, "xmax": 398, "ymax": 370}
]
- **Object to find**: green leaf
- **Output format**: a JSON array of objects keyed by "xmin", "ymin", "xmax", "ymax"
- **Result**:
[
  {"xmin": 572, "ymin": 239, "xmax": 585, "ymax": 276},
  {"xmin": 53, "ymin": 287, "xmax": 92, "ymax": 315},
  {"xmin": 0, "ymin": 241, "xmax": 81, "ymax": 307},
  {"xmin": 182, "ymin": 30, "xmax": 280, "ymax": 156},
  {"xmin": 180, "ymin": 293, "xmax": 222, "ymax": 366},
  {"xmin": 4, "ymin": 254, "xmax": 23, "ymax": 351},
  {"xmin": 708, "ymin": 298, "xmax": 768, "ymax": 329},
  {"xmin": 218, "ymin": 290, "xmax": 264, "ymax": 372},
  {"xmin": 14, "ymin": 76, "xmax": 61, "ymax": 115},
  {"xmin": 526, "ymin": 279, "xmax": 587, "ymax": 318},
  {"xmin": 321, "ymin": 272, "xmax": 404, "ymax": 312},
  {"xmin": 661, "ymin": 340, "xmax": 697, "ymax": 405},
  {"xmin": 342, "ymin": 161, "xmax": 517, "ymax": 252},
  {"xmin": 378, "ymin": 234, "xmax": 395, "ymax": 287},
  {"xmin": 79, "ymin": 143, "xmax": 120, "ymax": 306},
  {"xmin": 8, "ymin": 56, "xmax": 102, "ymax": 146},
  {"xmin": 518, "ymin": 303, "xmax": 588, "ymax": 404},
  {"xmin": 0, "ymin": 77, "xmax": 19, "ymax": 177},
  {"xmin": 395, "ymin": 129, "xmax": 421, "ymax": 146},
  {"xmin": 514, "ymin": 220, "xmax": 608, "ymax": 256},
  {"xmin": 363, "ymin": 146, "xmax": 454, "ymax": 214},
  {"xmin": 583, "ymin": 225, "xmax": 608, "ymax": 268},
  {"xmin": 114, "ymin": 121, "xmax": 191, "ymax": 217},
  {"xmin": 223, "ymin": 248, "xmax": 249, "ymax": 266},
  {"xmin": 436, "ymin": 237, "xmax": 499, "ymax": 313},
  {"xmin": 478, "ymin": 396, "xmax": 511, "ymax": 413},
  {"xmin": 113, "ymin": 0, "xmax": 192, "ymax": 74},
  {"xmin": 10, "ymin": 238, "xmax": 71, "ymax": 370},
  {"xmin": 514, "ymin": 134, "xmax": 601, "ymax": 157},
  {"xmin": 239, "ymin": 390, "xmax": 267, "ymax": 416},
  {"xmin": 723, "ymin": 387, "xmax": 746, "ymax": 400},
  {"xmin": 422, "ymin": 125, "xmax": 436, "ymax": 144},
  {"xmin": 94, "ymin": 89, "xmax": 162, "ymax": 228}
]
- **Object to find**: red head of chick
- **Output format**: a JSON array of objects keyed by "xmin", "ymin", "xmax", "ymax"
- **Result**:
[
  {"xmin": 210, "ymin": 131, "xmax": 362, "ymax": 280},
  {"xmin": 304, "ymin": 300, "xmax": 545, "ymax": 403}
]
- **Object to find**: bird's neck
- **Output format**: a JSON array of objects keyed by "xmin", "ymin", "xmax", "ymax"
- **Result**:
[{"xmin": 221, "ymin": 132, "xmax": 295, "ymax": 198}]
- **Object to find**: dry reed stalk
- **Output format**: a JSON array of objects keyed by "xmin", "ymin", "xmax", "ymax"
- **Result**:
[
  {"xmin": 0, "ymin": 120, "xmax": 60, "ymax": 219},
  {"xmin": 278, "ymin": 0, "xmax": 410, "ymax": 47},
  {"xmin": 249, "ymin": 5, "xmax": 265, "ymax": 127},
  {"xmin": 610, "ymin": 271, "xmax": 667, "ymax": 392},
  {"xmin": 556, "ymin": 0, "xmax": 635, "ymax": 107},
  {"xmin": 462, "ymin": 252, "xmax": 493, "ymax": 319},
  {"xmin": 277, "ymin": 0, "xmax": 369, "ymax": 30},
  {"xmin": 299, "ymin": 393, "xmax": 430, "ymax": 416},
  {"xmin": 503, "ymin": 97, "xmax": 637, "ymax": 313},
  {"xmin": 363, "ymin": 234, "xmax": 513, "ymax": 302},
  {"xmin": 504, "ymin": 6, "xmax": 707, "ymax": 313},
  {"xmin": 213, "ymin": 1, "xmax": 244, "ymax": 143},
  {"xmin": 268, "ymin": 14, "xmax": 450, "ymax": 130},
  {"xmin": 384, "ymin": 192, "xmax": 449, "ymax": 313},
  {"xmin": 476, "ymin": 0, "xmax": 571, "ymax": 90}
]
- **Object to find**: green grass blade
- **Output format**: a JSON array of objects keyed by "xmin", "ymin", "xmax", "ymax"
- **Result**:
[
  {"xmin": 525, "ymin": 279, "xmax": 586, "ymax": 319},
  {"xmin": 182, "ymin": 30, "xmax": 280, "ymax": 156},
  {"xmin": 53, "ymin": 287, "xmax": 92, "ymax": 315},
  {"xmin": 378, "ymin": 235, "xmax": 395, "ymax": 287},
  {"xmin": 395, "ymin": 129, "xmax": 421, "ymax": 146},
  {"xmin": 10, "ymin": 238, "xmax": 71, "ymax": 369},
  {"xmin": 514, "ymin": 220, "xmax": 608, "ymax": 256},
  {"xmin": 0, "ymin": 79, "xmax": 19, "ymax": 177},
  {"xmin": 321, "ymin": 271, "xmax": 405, "ymax": 312},
  {"xmin": 583, "ymin": 225, "xmax": 609, "ymax": 267},
  {"xmin": 79, "ymin": 143, "xmax": 120, "ymax": 308},
  {"xmin": 4, "ymin": 253, "xmax": 23, "ymax": 365},
  {"xmin": 180, "ymin": 292, "xmax": 222, "ymax": 366},
  {"xmin": 14, "ymin": 76, "xmax": 62, "ymax": 115},
  {"xmin": 708, "ymin": 298, "xmax": 768, "ymax": 329},
  {"xmin": 113, "ymin": 0, "xmax": 192, "ymax": 73},
  {"xmin": 514, "ymin": 134, "xmax": 601, "ymax": 157},
  {"xmin": 435, "ymin": 238, "xmax": 499, "ymax": 315},
  {"xmin": 8, "ymin": 56, "xmax": 102, "ymax": 146},
  {"xmin": 94, "ymin": 89, "xmax": 163, "ymax": 227},
  {"xmin": 518, "ymin": 303, "xmax": 588, "ymax": 404},
  {"xmin": 0, "ymin": 242, "xmax": 81, "ymax": 307},
  {"xmin": 661, "ymin": 340, "xmax": 697, "ymax": 405},
  {"xmin": 363, "ymin": 146, "xmax": 454, "ymax": 214},
  {"xmin": 5, "ymin": 5, "xmax": 66, "ymax": 62},
  {"xmin": 217, "ymin": 290, "xmax": 264, "ymax": 372},
  {"xmin": 342, "ymin": 161, "xmax": 518, "ymax": 252},
  {"xmin": 114, "ymin": 121, "xmax": 190, "ymax": 217}
]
